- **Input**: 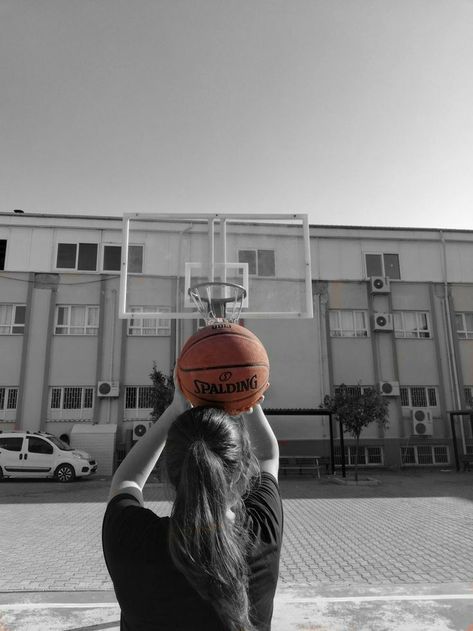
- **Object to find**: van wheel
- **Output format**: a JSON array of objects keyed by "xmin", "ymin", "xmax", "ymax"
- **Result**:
[
  {"xmin": 0, "ymin": 466, "xmax": 4, "ymax": 480},
  {"xmin": 55, "ymin": 464, "xmax": 75, "ymax": 483}
]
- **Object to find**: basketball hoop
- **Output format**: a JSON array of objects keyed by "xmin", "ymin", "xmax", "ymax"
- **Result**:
[{"xmin": 188, "ymin": 281, "xmax": 247, "ymax": 324}]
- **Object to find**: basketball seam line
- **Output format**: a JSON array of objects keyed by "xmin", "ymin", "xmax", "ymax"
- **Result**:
[
  {"xmin": 181, "ymin": 330, "xmax": 259, "ymax": 349},
  {"xmin": 179, "ymin": 363, "xmax": 269, "ymax": 373}
]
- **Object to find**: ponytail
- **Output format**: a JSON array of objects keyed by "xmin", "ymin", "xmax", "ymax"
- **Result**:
[{"xmin": 165, "ymin": 407, "xmax": 259, "ymax": 631}]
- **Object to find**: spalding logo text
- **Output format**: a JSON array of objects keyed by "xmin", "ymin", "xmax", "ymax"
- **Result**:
[{"xmin": 193, "ymin": 374, "xmax": 258, "ymax": 395}]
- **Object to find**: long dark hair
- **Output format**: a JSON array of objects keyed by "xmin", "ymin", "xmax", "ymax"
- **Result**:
[{"xmin": 164, "ymin": 406, "xmax": 260, "ymax": 631}]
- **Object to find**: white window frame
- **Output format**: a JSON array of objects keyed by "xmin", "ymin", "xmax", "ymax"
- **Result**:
[
  {"xmin": 128, "ymin": 306, "xmax": 171, "ymax": 336},
  {"xmin": 393, "ymin": 311, "xmax": 432, "ymax": 339},
  {"xmin": 55, "ymin": 242, "xmax": 99, "ymax": 272},
  {"xmin": 401, "ymin": 445, "xmax": 449, "ymax": 465},
  {"xmin": 54, "ymin": 305, "xmax": 100, "ymax": 336},
  {"xmin": 102, "ymin": 243, "xmax": 144, "ymax": 274},
  {"xmin": 334, "ymin": 384, "xmax": 374, "ymax": 397},
  {"xmin": 0, "ymin": 304, "xmax": 26, "ymax": 335},
  {"xmin": 334, "ymin": 445, "xmax": 384, "ymax": 466},
  {"xmin": 48, "ymin": 386, "xmax": 94, "ymax": 420},
  {"xmin": 329, "ymin": 310, "xmax": 369, "ymax": 338},
  {"xmin": 455, "ymin": 312, "xmax": 473, "ymax": 340},
  {"xmin": 400, "ymin": 386, "xmax": 438, "ymax": 408},
  {"xmin": 0, "ymin": 387, "xmax": 18, "ymax": 420},
  {"xmin": 237, "ymin": 249, "xmax": 276, "ymax": 277},
  {"xmin": 364, "ymin": 252, "xmax": 401, "ymax": 280}
]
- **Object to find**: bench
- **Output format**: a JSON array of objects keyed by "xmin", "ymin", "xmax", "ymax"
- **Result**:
[
  {"xmin": 462, "ymin": 454, "xmax": 473, "ymax": 471},
  {"xmin": 279, "ymin": 456, "xmax": 330, "ymax": 479}
]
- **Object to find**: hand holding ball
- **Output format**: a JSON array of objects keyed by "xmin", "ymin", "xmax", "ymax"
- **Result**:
[{"xmin": 176, "ymin": 323, "xmax": 269, "ymax": 415}]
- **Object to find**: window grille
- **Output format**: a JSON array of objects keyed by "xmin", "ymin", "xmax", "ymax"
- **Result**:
[
  {"xmin": 125, "ymin": 386, "xmax": 155, "ymax": 410},
  {"xmin": 334, "ymin": 385, "xmax": 373, "ymax": 397},
  {"xmin": 48, "ymin": 387, "xmax": 94, "ymax": 413},
  {"xmin": 400, "ymin": 386, "xmax": 438, "ymax": 408},
  {"xmin": 401, "ymin": 445, "xmax": 449, "ymax": 465},
  {"xmin": 0, "ymin": 387, "xmax": 18, "ymax": 410},
  {"xmin": 334, "ymin": 445, "xmax": 384, "ymax": 466}
]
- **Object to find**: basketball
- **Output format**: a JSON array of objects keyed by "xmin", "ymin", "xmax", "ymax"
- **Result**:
[{"xmin": 176, "ymin": 323, "xmax": 270, "ymax": 414}]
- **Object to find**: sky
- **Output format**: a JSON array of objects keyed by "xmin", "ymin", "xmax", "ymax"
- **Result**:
[{"xmin": 1, "ymin": 0, "xmax": 473, "ymax": 229}]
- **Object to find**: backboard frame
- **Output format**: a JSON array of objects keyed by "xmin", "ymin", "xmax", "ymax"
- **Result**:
[{"xmin": 118, "ymin": 212, "xmax": 313, "ymax": 320}]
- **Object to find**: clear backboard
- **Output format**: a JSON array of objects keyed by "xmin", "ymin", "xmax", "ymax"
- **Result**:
[{"xmin": 118, "ymin": 213, "xmax": 312, "ymax": 320}]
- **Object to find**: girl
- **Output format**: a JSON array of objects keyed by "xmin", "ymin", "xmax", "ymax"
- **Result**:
[{"xmin": 102, "ymin": 384, "xmax": 282, "ymax": 631}]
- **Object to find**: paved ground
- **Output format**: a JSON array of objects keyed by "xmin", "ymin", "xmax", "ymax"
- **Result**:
[{"xmin": 1, "ymin": 469, "xmax": 473, "ymax": 629}]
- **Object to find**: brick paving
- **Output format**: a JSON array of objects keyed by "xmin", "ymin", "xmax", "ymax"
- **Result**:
[{"xmin": 0, "ymin": 471, "xmax": 472, "ymax": 592}]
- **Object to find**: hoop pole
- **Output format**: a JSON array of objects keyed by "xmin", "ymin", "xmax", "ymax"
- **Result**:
[
  {"xmin": 209, "ymin": 218, "xmax": 215, "ymax": 283},
  {"xmin": 119, "ymin": 216, "xmax": 130, "ymax": 318},
  {"xmin": 222, "ymin": 217, "xmax": 227, "ymax": 284},
  {"xmin": 302, "ymin": 214, "xmax": 313, "ymax": 318}
]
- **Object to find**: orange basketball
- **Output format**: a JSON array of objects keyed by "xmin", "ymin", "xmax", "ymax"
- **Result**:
[{"xmin": 176, "ymin": 323, "xmax": 270, "ymax": 414}]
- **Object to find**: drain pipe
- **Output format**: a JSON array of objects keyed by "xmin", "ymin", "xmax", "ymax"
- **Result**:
[{"xmin": 439, "ymin": 230, "xmax": 466, "ymax": 453}]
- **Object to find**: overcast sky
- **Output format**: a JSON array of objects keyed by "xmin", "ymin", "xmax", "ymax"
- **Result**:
[{"xmin": 1, "ymin": 0, "xmax": 473, "ymax": 229}]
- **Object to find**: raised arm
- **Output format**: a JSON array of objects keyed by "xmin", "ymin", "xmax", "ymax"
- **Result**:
[
  {"xmin": 108, "ymin": 384, "xmax": 190, "ymax": 505},
  {"xmin": 242, "ymin": 404, "xmax": 279, "ymax": 480}
]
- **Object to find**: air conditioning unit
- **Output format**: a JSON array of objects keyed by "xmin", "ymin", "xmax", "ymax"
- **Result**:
[
  {"xmin": 411, "ymin": 408, "xmax": 433, "ymax": 436},
  {"xmin": 379, "ymin": 381, "xmax": 400, "ymax": 396},
  {"xmin": 97, "ymin": 381, "xmax": 120, "ymax": 397},
  {"xmin": 372, "ymin": 313, "xmax": 393, "ymax": 331},
  {"xmin": 132, "ymin": 421, "xmax": 153, "ymax": 441},
  {"xmin": 370, "ymin": 276, "xmax": 390, "ymax": 294}
]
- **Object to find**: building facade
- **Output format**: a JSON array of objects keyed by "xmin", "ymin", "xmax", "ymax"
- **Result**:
[{"xmin": 1, "ymin": 212, "xmax": 472, "ymax": 470}]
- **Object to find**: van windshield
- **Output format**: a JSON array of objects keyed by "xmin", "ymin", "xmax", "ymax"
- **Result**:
[{"xmin": 47, "ymin": 435, "xmax": 74, "ymax": 451}]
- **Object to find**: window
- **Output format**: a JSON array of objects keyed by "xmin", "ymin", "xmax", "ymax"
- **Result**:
[
  {"xmin": 0, "ymin": 304, "xmax": 26, "ymax": 334},
  {"xmin": 238, "ymin": 249, "xmax": 275, "ymax": 277},
  {"xmin": 455, "ymin": 313, "xmax": 473, "ymax": 340},
  {"xmin": 365, "ymin": 253, "xmax": 400, "ymax": 279},
  {"xmin": 128, "ymin": 306, "xmax": 170, "ymax": 336},
  {"xmin": 334, "ymin": 385, "xmax": 373, "ymax": 397},
  {"xmin": 329, "ymin": 310, "xmax": 369, "ymax": 337},
  {"xmin": 464, "ymin": 387, "xmax": 473, "ymax": 408},
  {"xmin": 102, "ymin": 244, "xmax": 144, "ymax": 273},
  {"xmin": 49, "ymin": 387, "xmax": 94, "ymax": 411},
  {"xmin": 56, "ymin": 243, "xmax": 98, "ymax": 271},
  {"xmin": 0, "ymin": 437, "xmax": 23, "ymax": 451},
  {"xmin": 27, "ymin": 436, "xmax": 53, "ymax": 455},
  {"xmin": 0, "ymin": 387, "xmax": 18, "ymax": 421},
  {"xmin": 125, "ymin": 386, "xmax": 155, "ymax": 409},
  {"xmin": 400, "ymin": 386, "xmax": 438, "ymax": 407},
  {"xmin": 0, "ymin": 387, "xmax": 18, "ymax": 411},
  {"xmin": 393, "ymin": 311, "xmax": 431, "ymax": 339},
  {"xmin": 0, "ymin": 239, "xmax": 6, "ymax": 270},
  {"xmin": 55, "ymin": 305, "xmax": 99, "ymax": 335},
  {"xmin": 334, "ymin": 445, "xmax": 384, "ymax": 466},
  {"xmin": 401, "ymin": 445, "xmax": 449, "ymax": 465}
]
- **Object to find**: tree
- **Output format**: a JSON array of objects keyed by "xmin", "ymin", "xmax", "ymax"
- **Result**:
[
  {"xmin": 322, "ymin": 385, "xmax": 390, "ymax": 482},
  {"xmin": 149, "ymin": 363, "xmax": 175, "ymax": 422}
]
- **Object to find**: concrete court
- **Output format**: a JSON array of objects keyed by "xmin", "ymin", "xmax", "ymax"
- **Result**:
[{"xmin": 0, "ymin": 470, "xmax": 473, "ymax": 630}]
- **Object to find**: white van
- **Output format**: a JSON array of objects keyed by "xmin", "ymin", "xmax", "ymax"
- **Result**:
[{"xmin": 0, "ymin": 431, "xmax": 97, "ymax": 482}]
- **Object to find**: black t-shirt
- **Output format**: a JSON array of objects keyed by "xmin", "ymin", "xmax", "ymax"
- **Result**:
[{"xmin": 102, "ymin": 472, "xmax": 283, "ymax": 631}]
